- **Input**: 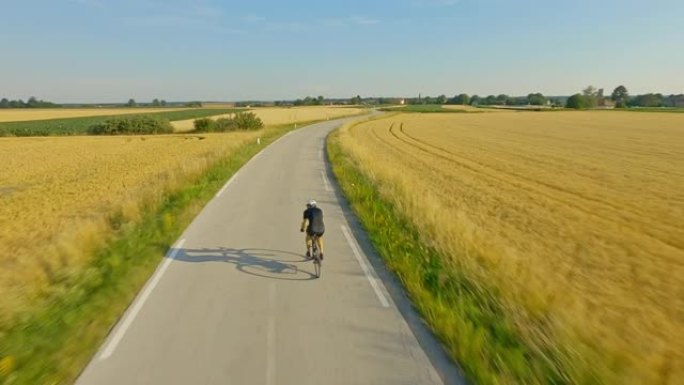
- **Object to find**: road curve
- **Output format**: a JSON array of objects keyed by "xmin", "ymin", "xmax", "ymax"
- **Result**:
[{"xmin": 77, "ymin": 117, "xmax": 465, "ymax": 385}]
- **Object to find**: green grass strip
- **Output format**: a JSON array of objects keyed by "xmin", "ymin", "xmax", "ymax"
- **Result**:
[
  {"xmin": 0, "ymin": 108, "xmax": 242, "ymax": 136},
  {"xmin": 0, "ymin": 123, "xmax": 298, "ymax": 384},
  {"xmin": 327, "ymin": 126, "xmax": 572, "ymax": 385}
]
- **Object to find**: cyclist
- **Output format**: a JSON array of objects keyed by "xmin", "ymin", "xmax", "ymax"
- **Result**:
[{"xmin": 300, "ymin": 199, "xmax": 325, "ymax": 260}]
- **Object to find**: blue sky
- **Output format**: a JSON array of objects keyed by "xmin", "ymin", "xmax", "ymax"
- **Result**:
[{"xmin": 1, "ymin": 0, "xmax": 682, "ymax": 102}]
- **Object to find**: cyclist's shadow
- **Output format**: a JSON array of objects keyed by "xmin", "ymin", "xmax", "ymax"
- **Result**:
[{"xmin": 173, "ymin": 247, "xmax": 317, "ymax": 281}]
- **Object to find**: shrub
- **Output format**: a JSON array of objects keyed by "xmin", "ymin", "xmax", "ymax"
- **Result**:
[
  {"xmin": 233, "ymin": 112, "xmax": 264, "ymax": 130},
  {"xmin": 215, "ymin": 117, "xmax": 237, "ymax": 132},
  {"xmin": 192, "ymin": 112, "xmax": 263, "ymax": 133},
  {"xmin": 88, "ymin": 116, "xmax": 173, "ymax": 135},
  {"xmin": 193, "ymin": 118, "xmax": 216, "ymax": 132}
]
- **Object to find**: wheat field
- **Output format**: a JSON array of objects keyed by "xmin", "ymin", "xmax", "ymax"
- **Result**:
[
  {"xmin": 0, "ymin": 108, "xmax": 187, "ymax": 123},
  {"xmin": 0, "ymin": 131, "xmax": 262, "ymax": 325},
  {"xmin": 171, "ymin": 106, "xmax": 368, "ymax": 131},
  {"xmin": 339, "ymin": 111, "xmax": 684, "ymax": 384}
]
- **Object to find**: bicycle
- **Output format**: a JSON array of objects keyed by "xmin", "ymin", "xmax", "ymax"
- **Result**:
[{"xmin": 311, "ymin": 234, "xmax": 322, "ymax": 278}]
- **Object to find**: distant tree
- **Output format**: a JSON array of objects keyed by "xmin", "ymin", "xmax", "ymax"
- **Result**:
[
  {"xmin": 484, "ymin": 95, "xmax": 497, "ymax": 105},
  {"xmin": 0, "ymin": 98, "xmax": 9, "ymax": 108},
  {"xmin": 566, "ymin": 93, "xmax": 588, "ymax": 109},
  {"xmin": 435, "ymin": 94, "xmax": 447, "ymax": 104},
  {"xmin": 630, "ymin": 93, "xmax": 664, "ymax": 107},
  {"xmin": 160, "ymin": 99, "xmax": 167, "ymax": 106},
  {"xmin": 611, "ymin": 85, "xmax": 629, "ymax": 108},
  {"xmin": 527, "ymin": 93, "xmax": 547, "ymax": 106},
  {"xmin": 597, "ymin": 88, "xmax": 606, "ymax": 107},
  {"xmin": 350, "ymin": 95, "xmax": 362, "ymax": 105},
  {"xmin": 495, "ymin": 94, "xmax": 509, "ymax": 105},
  {"xmin": 470, "ymin": 95, "xmax": 481, "ymax": 105},
  {"xmin": 582, "ymin": 86, "xmax": 598, "ymax": 108},
  {"xmin": 316, "ymin": 95, "xmax": 324, "ymax": 105},
  {"xmin": 152, "ymin": 98, "xmax": 161, "ymax": 106},
  {"xmin": 126, "ymin": 98, "xmax": 136, "ymax": 107},
  {"xmin": 666, "ymin": 94, "xmax": 684, "ymax": 107},
  {"xmin": 9, "ymin": 99, "xmax": 24, "ymax": 108},
  {"xmin": 451, "ymin": 93, "xmax": 469, "ymax": 105}
]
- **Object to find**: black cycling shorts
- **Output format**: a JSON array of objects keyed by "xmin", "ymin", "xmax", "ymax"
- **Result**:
[{"xmin": 307, "ymin": 230, "xmax": 324, "ymax": 237}]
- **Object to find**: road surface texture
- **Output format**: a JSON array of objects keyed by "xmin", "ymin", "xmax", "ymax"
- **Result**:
[{"xmin": 77, "ymin": 117, "xmax": 466, "ymax": 385}]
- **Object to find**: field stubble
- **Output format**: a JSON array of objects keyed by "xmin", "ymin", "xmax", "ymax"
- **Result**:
[{"xmin": 339, "ymin": 111, "xmax": 684, "ymax": 384}]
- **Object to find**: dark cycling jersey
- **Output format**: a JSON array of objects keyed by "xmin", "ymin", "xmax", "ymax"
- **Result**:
[{"xmin": 303, "ymin": 207, "xmax": 325, "ymax": 234}]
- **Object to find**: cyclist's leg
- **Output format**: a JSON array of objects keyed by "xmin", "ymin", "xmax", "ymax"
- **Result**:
[
  {"xmin": 305, "ymin": 232, "xmax": 313, "ymax": 257},
  {"xmin": 317, "ymin": 232, "xmax": 324, "ymax": 258}
]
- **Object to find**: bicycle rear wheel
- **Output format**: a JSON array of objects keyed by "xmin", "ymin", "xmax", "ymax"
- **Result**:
[{"xmin": 312, "ymin": 236, "xmax": 321, "ymax": 278}]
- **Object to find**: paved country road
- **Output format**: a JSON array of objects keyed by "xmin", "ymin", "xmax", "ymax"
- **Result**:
[{"xmin": 77, "ymin": 117, "xmax": 466, "ymax": 385}]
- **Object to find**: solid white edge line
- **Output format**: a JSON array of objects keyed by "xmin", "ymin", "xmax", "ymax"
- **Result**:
[
  {"xmin": 341, "ymin": 225, "xmax": 390, "ymax": 308},
  {"xmin": 216, "ymin": 130, "xmax": 296, "ymax": 198},
  {"xmin": 98, "ymin": 238, "xmax": 187, "ymax": 360},
  {"xmin": 216, "ymin": 171, "xmax": 240, "ymax": 198},
  {"xmin": 321, "ymin": 171, "xmax": 332, "ymax": 192}
]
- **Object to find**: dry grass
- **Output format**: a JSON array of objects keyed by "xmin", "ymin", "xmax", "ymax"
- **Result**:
[
  {"xmin": 0, "ymin": 108, "xmax": 187, "ymax": 123},
  {"xmin": 0, "ymin": 131, "xmax": 262, "ymax": 324},
  {"xmin": 339, "ymin": 111, "xmax": 684, "ymax": 384}
]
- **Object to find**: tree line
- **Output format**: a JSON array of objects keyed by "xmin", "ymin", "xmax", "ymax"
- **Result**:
[
  {"xmin": 0, "ymin": 97, "xmax": 61, "ymax": 108},
  {"xmin": 565, "ymin": 86, "xmax": 684, "ymax": 109}
]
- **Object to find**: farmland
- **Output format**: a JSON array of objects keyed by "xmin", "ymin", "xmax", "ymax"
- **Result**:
[
  {"xmin": 171, "ymin": 106, "xmax": 368, "ymax": 131},
  {"xmin": 0, "ymin": 108, "xmax": 187, "ymax": 123},
  {"xmin": 0, "ymin": 130, "xmax": 264, "ymax": 326},
  {"xmin": 0, "ymin": 108, "xmax": 240, "ymax": 136},
  {"xmin": 332, "ymin": 111, "xmax": 684, "ymax": 384}
]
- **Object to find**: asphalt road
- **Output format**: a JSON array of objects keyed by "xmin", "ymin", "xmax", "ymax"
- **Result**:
[{"xmin": 77, "ymin": 117, "xmax": 465, "ymax": 385}]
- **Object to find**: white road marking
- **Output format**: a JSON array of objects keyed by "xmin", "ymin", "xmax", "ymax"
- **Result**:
[
  {"xmin": 216, "ymin": 131, "xmax": 296, "ymax": 198},
  {"xmin": 341, "ymin": 225, "xmax": 390, "ymax": 308},
  {"xmin": 266, "ymin": 283, "xmax": 276, "ymax": 385},
  {"xmin": 98, "ymin": 238, "xmax": 187, "ymax": 360},
  {"xmin": 321, "ymin": 171, "xmax": 332, "ymax": 192},
  {"xmin": 216, "ymin": 171, "xmax": 240, "ymax": 197}
]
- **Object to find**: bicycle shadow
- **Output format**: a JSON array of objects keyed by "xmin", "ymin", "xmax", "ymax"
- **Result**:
[{"xmin": 173, "ymin": 247, "xmax": 318, "ymax": 281}]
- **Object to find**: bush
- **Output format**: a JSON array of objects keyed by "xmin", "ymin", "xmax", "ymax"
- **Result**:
[
  {"xmin": 192, "ymin": 112, "xmax": 263, "ymax": 133},
  {"xmin": 88, "ymin": 116, "xmax": 173, "ymax": 135},
  {"xmin": 233, "ymin": 112, "xmax": 264, "ymax": 130},
  {"xmin": 193, "ymin": 118, "xmax": 216, "ymax": 132},
  {"xmin": 215, "ymin": 117, "xmax": 237, "ymax": 132}
]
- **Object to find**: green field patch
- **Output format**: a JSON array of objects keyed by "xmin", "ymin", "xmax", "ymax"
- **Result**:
[{"xmin": 0, "ymin": 109, "xmax": 243, "ymax": 136}]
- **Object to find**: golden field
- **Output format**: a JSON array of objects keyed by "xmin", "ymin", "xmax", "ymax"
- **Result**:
[
  {"xmin": 0, "ymin": 108, "xmax": 186, "ymax": 123},
  {"xmin": 339, "ymin": 111, "xmax": 684, "ymax": 384},
  {"xmin": 0, "ymin": 131, "xmax": 263, "ymax": 324},
  {"xmin": 171, "ymin": 106, "xmax": 368, "ymax": 131}
]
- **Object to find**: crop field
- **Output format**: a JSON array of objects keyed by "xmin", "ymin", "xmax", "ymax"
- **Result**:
[
  {"xmin": 0, "ymin": 108, "xmax": 187, "ymax": 123},
  {"xmin": 171, "ymin": 106, "xmax": 368, "ymax": 131},
  {"xmin": 337, "ymin": 111, "xmax": 684, "ymax": 384},
  {"xmin": 0, "ymin": 108, "xmax": 240, "ymax": 136},
  {"xmin": 0, "ymin": 130, "xmax": 263, "ymax": 325}
]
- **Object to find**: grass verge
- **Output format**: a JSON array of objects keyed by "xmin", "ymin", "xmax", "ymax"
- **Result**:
[
  {"xmin": 0, "ymin": 108, "xmax": 242, "ymax": 136},
  {"xmin": 0, "ymin": 123, "xmax": 298, "ymax": 384},
  {"xmin": 327, "ymin": 123, "xmax": 571, "ymax": 385}
]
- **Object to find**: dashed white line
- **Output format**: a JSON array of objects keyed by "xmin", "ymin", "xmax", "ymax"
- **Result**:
[
  {"xmin": 341, "ymin": 225, "xmax": 390, "ymax": 308},
  {"xmin": 99, "ymin": 238, "xmax": 187, "ymax": 360}
]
